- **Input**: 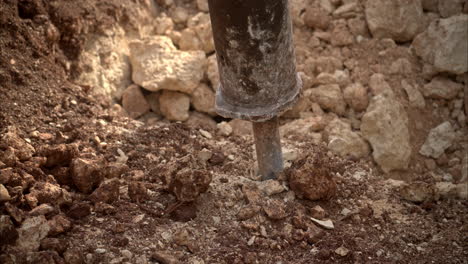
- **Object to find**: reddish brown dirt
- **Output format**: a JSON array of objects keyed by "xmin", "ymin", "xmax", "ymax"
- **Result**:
[{"xmin": 1, "ymin": 1, "xmax": 467, "ymax": 264}]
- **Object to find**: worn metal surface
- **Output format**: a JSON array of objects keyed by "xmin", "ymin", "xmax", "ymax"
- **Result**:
[
  {"xmin": 252, "ymin": 117, "xmax": 284, "ymax": 180},
  {"xmin": 208, "ymin": 0, "xmax": 301, "ymax": 122}
]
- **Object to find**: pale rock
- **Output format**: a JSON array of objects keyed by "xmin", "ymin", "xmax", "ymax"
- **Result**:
[
  {"xmin": 198, "ymin": 148, "xmax": 212, "ymax": 164},
  {"xmin": 121, "ymin": 85, "xmax": 150, "ymax": 119},
  {"xmin": 171, "ymin": 7, "xmax": 188, "ymax": 24},
  {"xmin": 343, "ymin": 83, "xmax": 369, "ymax": 112},
  {"xmin": 365, "ymin": 0, "xmax": 424, "ymax": 42},
  {"xmin": 421, "ymin": 77, "xmax": 463, "ymax": 100},
  {"xmin": 438, "ymin": 0, "xmax": 464, "ymax": 17},
  {"xmin": 196, "ymin": 0, "xmax": 209, "ymax": 12},
  {"xmin": 257, "ymin": 180, "xmax": 285, "ymax": 196},
  {"xmin": 199, "ymin": 129, "xmax": 212, "ymax": 139},
  {"xmin": 348, "ymin": 18, "xmax": 368, "ymax": 38},
  {"xmin": 333, "ymin": 3, "xmax": 357, "ymax": 18},
  {"xmin": 206, "ymin": 56, "xmax": 220, "ymax": 92},
  {"xmin": 167, "ymin": 30, "xmax": 181, "ymax": 46},
  {"xmin": 289, "ymin": 0, "xmax": 308, "ymax": 27},
  {"xmin": 310, "ymin": 218, "xmax": 334, "ymax": 230},
  {"xmin": 280, "ymin": 116, "xmax": 327, "ymax": 136},
  {"xmin": 331, "ymin": 22, "xmax": 354, "ymax": 46},
  {"xmin": 401, "ymin": 80, "xmax": 425, "ymax": 109},
  {"xmin": 187, "ymin": 13, "xmax": 214, "ymax": 53},
  {"xmin": 335, "ymin": 246, "xmax": 350, "ymax": 256},
  {"xmin": 186, "ymin": 112, "xmax": 217, "ymax": 130},
  {"xmin": 389, "ymin": 58, "xmax": 413, "ymax": 75},
  {"xmin": 129, "ymin": 36, "xmax": 206, "ymax": 94},
  {"xmin": 320, "ymin": 0, "xmax": 335, "ymax": 13},
  {"xmin": 229, "ymin": 119, "xmax": 252, "ymax": 136},
  {"xmin": 159, "ymin": 90, "xmax": 190, "ymax": 121},
  {"xmin": 155, "ymin": 13, "xmax": 174, "ymax": 35},
  {"xmin": 369, "ymin": 73, "xmax": 391, "ymax": 96},
  {"xmin": 1, "ymin": 127, "xmax": 35, "ymax": 161},
  {"xmin": 282, "ymin": 95, "xmax": 311, "ymax": 118},
  {"xmin": 400, "ymin": 182, "xmax": 435, "ymax": 203},
  {"xmin": 16, "ymin": 216, "xmax": 50, "ymax": 251},
  {"xmin": 314, "ymin": 56, "xmax": 343, "ymax": 74},
  {"xmin": 325, "ymin": 118, "xmax": 370, "ymax": 159},
  {"xmin": 308, "ymin": 84, "xmax": 346, "ymax": 115},
  {"xmin": 0, "ymin": 184, "xmax": 10, "ymax": 202},
  {"xmin": 412, "ymin": 15, "xmax": 468, "ymax": 74},
  {"xmin": 179, "ymin": 28, "xmax": 203, "ymax": 51},
  {"xmin": 191, "ymin": 83, "xmax": 216, "ymax": 116},
  {"xmin": 304, "ymin": 6, "xmax": 331, "ymax": 30},
  {"xmin": 419, "ymin": 121, "xmax": 455, "ymax": 158},
  {"xmin": 217, "ymin": 122, "xmax": 232, "ymax": 136},
  {"xmin": 361, "ymin": 90, "xmax": 411, "ymax": 173},
  {"xmin": 316, "ymin": 70, "xmax": 350, "ymax": 87}
]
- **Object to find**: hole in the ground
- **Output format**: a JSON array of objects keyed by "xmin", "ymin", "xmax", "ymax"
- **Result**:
[{"xmin": 17, "ymin": 0, "xmax": 43, "ymax": 20}]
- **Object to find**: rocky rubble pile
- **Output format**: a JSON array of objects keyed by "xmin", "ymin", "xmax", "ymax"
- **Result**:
[{"xmin": 76, "ymin": 0, "xmax": 467, "ymax": 194}]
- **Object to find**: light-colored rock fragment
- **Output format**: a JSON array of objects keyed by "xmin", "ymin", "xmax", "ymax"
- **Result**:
[
  {"xmin": 438, "ymin": 0, "xmax": 464, "ymax": 17},
  {"xmin": 361, "ymin": 90, "xmax": 411, "ymax": 173},
  {"xmin": 196, "ymin": 0, "xmax": 209, "ymax": 12},
  {"xmin": 16, "ymin": 216, "xmax": 50, "ymax": 251},
  {"xmin": 310, "ymin": 218, "xmax": 334, "ymax": 230},
  {"xmin": 401, "ymin": 80, "xmax": 425, "ymax": 109},
  {"xmin": 368, "ymin": 73, "xmax": 391, "ymax": 96},
  {"xmin": 365, "ymin": 0, "xmax": 424, "ymax": 42},
  {"xmin": 187, "ymin": 13, "xmax": 214, "ymax": 53},
  {"xmin": 419, "ymin": 121, "xmax": 455, "ymax": 159},
  {"xmin": 421, "ymin": 77, "xmax": 463, "ymax": 100},
  {"xmin": 191, "ymin": 83, "xmax": 216, "ymax": 116},
  {"xmin": 0, "ymin": 184, "xmax": 10, "ymax": 202},
  {"xmin": 217, "ymin": 122, "xmax": 232, "ymax": 136},
  {"xmin": 121, "ymin": 85, "xmax": 150, "ymax": 119},
  {"xmin": 308, "ymin": 84, "xmax": 346, "ymax": 115},
  {"xmin": 325, "ymin": 118, "xmax": 370, "ymax": 159},
  {"xmin": 412, "ymin": 15, "xmax": 468, "ymax": 74},
  {"xmin": 343, "ymin": 83, "xmax": 369, "ymax": 112},
  {"xmin": 155, "ymin": 13, "xmax": 174, "ymax": 35},
  {"xmin": 207, "ymin": 54, "xmax": 220, "ymax": 90},
  {"xmin": 129, "ymin": 36, "xmax": 206, "ymax": 94},
  {"xmin": 159, "ymin": 90, "xmax": 190, "ymax": 121}
]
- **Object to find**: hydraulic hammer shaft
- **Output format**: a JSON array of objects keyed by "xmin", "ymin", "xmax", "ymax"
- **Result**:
[{"xmin": 207, "ymin": 0, "xmax": 301, "ymax": 180}]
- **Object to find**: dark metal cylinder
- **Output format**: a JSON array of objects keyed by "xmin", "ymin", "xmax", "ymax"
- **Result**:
[
  {"xmin": 252, "ymin": 117, "xmax": 283, "ymax": 180},
  {"xmin": 207, "ymin": 0, "xmax": 301, "ymax": 122}
]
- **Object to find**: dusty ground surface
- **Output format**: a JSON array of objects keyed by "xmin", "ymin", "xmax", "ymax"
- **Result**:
[{"xmin": 1, "ymin": 0, "xmax": 467, "ymax": 264}]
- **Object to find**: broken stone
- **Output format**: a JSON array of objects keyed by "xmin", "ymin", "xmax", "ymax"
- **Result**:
[
  {"xmin": 361, "ymin": 90, "xmax": 411, "ymax": 173},
  {"xmin": 67, "ymin": 202, "xmax": 91, "ymax": 219},
  {"xmin": 16, "ymin": 216, "xmax": 50, "ymax": 251},
  {"xmin": 412, "ymin": 15, "xmax": 468, "ymax": 74},
  {"xmin": 419, "ymin": 121, "xmax": 456, "ymax": 159},
  {"xmin": 343, "ymin": 83, "xmax": 369, "ymax": 112},
  {"xmin": 47, "ymin": 214, "xmax": 72, "ymax": 236},
  {"xmin": 402, "ymin": 80, "xmax": 425, "ymax": 109},
  {"xmin": 70, "ymin": 157, "xmax": 106, "ymax": 194},
  {"xmin": 169, "ymin": 168, "xmax": 211, "ymax": 202},
  {"xmin": 159, "ymin": 90, "xmax": 190, "ymax": 121},
  {"xmin": 308, "ymin": 84, "xmax": 346, "ymax": 115},
  {"xmin": 237, "ymin": 205, "xmax": 261, "ymax": 221},
  {"xmin": 28, "ymin": 182, "xmax": 71, "ymax": 206},
  {"xmin": 89, "ymin": 178, "xmax": 120, "ymax": 204},
  {"xmin": 325, "ymin": 118, "xmax": 370, "ymax": 160},
  {"xmin": 206, "ymin": 54, "xmax": 219, "ymax": 90},
  {"xmin": 217, "ymin": 121, "xmax": 232, "ymax": 136},
  {"xmin": 304, "ymin": 6, "xmax": 331, "ymax": 30},
  {"xmin": 185, "ymin": 111, "xmax": 217, "ymax": 131},
  {"xmin": 229, "ymin": 119, "xmax": 252, "ymax": 136},
  {"xmin": 40, "ymin": 237, "xmax": 67, "ymax": 254},
  {"xmin": 263, "ymin": 199, "xmax": 288, "ymax": 220},
  {"xmin": 38, "ymin": 143, "xmax": 78, "ymax": 168},
  {"xmin": 310, "ymin": 205, "xmax": 326, "ymax": 220},
  {"xmin": 155, "ymin": 13, "xmax": 174, "ymax": 35},
  {"xmin": 421, "ymin": 77, "xmax": 463, "ymax": 100},
  {"xmin": 129, "ymin": 36, "xmax": 206, "ymax": 94},
  {"xmin": 64, "ymin": 248, "xmax": 84, "ymax": 264},
  {"xmin": 335, "ymin": 246, "xmax": 350, "ymax": 256},
  {"xmin": 191, "ymin": 83, "xmax": 216, "ymax": 116},
  {"xmin": 287, "ymin": 154, "xmax": 337, "ymax": 201},
  {"xmin": 186, "ymin": 13, "xmax": 214, "ymax": 53},
  {"xmin": 310, "ymin": 217, "xmax": 334, "ymax": 230},
  {"xmin": 128, "ymin": 181, "xmax": 148, "ymax": 203},
  {"xmin": 365, "ymin": 0, "xmax": 424, "ymax": 42},
  {"xmin": 369, "ymin": 73, "xmax": 391, "ymax": 96},
  {"xmin": 151, "ymin": 251, "xmax": 179, "ymax": 264},
  {"xmin": 197, "ymin": 148, "xmax": 212, "ymax": 164},
  {"xmin": 257, "ymin": 180, "xmax": 285, "ymax": 196},
  {"xmin": 0, "ymin": 183, "xmax": 11, "ymax": 202},
  {"xmin": 196, "ymin": 0, "xmax": 209, "ymax": 12},
  {"xmin": 121, "ymin": 84, "xmax": 150, "ymax": 119},
  {"xmin": 400, "ymin": 182, "xmax": 435, "ymax": 203},
  {"xmin": 29, "ymin": 203, "xmax": 55, "ymax": 216},
  {"xmin": 331, "ymin": 22, "xmax": 354, "ymax": 46}
]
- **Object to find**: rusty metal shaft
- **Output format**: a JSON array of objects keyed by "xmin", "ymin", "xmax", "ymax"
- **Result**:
[{"xmin": 252, "ymin": 117, "xmax": 283, "ymax": 180}]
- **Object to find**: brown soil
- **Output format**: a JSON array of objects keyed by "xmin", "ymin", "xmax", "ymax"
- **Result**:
[{"xmin": 1, "ymin": 1, "xmax": 467, "ymax": 264}]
